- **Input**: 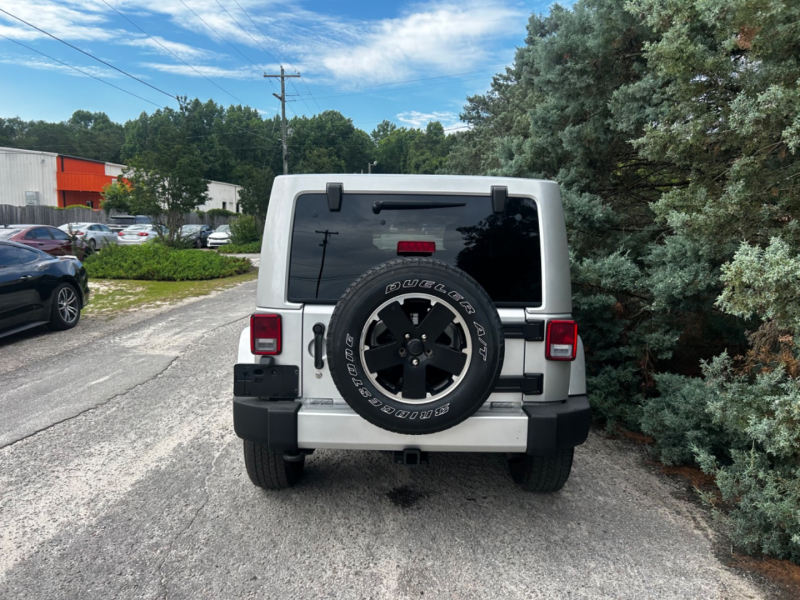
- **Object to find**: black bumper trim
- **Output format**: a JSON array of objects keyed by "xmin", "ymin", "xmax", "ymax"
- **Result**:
[
  {"xmin": 523, "ymin": 395, "xmax": 591, "ymax": 455},
  {"xmin": 233, "ymin": 398, "xmax": 301, "ymax": 452}
]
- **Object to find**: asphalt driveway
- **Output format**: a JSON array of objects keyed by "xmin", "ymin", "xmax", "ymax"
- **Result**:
[{"xmin": 0, "ymin": 280, "xmax": 767, "ymax": 599}]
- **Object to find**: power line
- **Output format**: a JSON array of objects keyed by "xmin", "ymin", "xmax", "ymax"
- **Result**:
[
  {"xmin": 99, "ymin": 0, "xmax": 247, "ymax": 106},
  {"xmin": 0, "ymin": 33, "xmax": 164, "ymax": 108},
  {"xmin": 229, "ymin": 0, "xmax": 323, "ymax": 114},
  {"xmin": 0, "ymin": 7, "xmax": 177, "ymax": 102},
  {"xmin": 211, "ymin": 0, "xmax": 315, "ymax": 116},
  {"xmin": 211, "ymin": 0, "xmax": 279, "ymax": 65},
  {"xmin": 176, "ymin": 0, "xmax": 264, "ymax": 78}
]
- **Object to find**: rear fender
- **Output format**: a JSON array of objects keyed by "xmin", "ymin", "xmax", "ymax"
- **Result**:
[{"xmin": 567, "ymin": 336, "xmax": 587, "ymax": 396}]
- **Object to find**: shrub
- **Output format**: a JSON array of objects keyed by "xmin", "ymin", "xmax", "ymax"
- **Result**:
[
  {"xmin": 641, "ymin": 373, "xmax": 727, "ymax": 465},
  {"xmin": 219, "ymin": 242, "xmax": 261, "ymax": 254},
  {"xmin": 230, "ymin": 215, "xmax": 262, "ymax": 245},
  {"xmin": 205, "ymin": 208, "xmax": 236, "ymax": 219},
  {"xmin": 83, "ymin": 243, "xmax": 250, "ymax": 281},
  {"xmin": 695, "ymin": 355, "xmax": 800, "ymax": 562}
]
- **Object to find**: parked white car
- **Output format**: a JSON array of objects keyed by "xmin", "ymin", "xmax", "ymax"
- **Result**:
[
  {"xmin": 59, "ymin": 223, "xmax": 118, "ymax": 251},
  {"xmin": 207, "ymin": 224, "xmax": 231, "ymax": 249},
  {"xmin": 208, "ymin": 225, "xmax": 231, "ymax": 249},
  {"xmin": 117, "ymin": 224, "xmax": 167, "ymax": 245}
]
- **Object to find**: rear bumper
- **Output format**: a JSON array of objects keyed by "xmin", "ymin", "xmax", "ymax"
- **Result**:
[{"xmin": 233, "ymin": 395, "xmax": 591, "ymax": 455}]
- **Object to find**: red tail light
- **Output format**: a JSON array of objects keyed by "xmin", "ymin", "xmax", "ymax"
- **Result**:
[
  {"xmin": 138, "ymin": 232, "xmax": 149, "ymax": 237},
  {"xmin": 75, "ymin": 231, "xmax": 85, "ymax": 235},
  {"xmin": 118, "ymin": 232, "xmax": 124, "ymax": 236},
  {"xmin": 546, "ymin": 320, "xmax": 577, "ymax": 361},
  {"xmin": 397, "ymin": 241, "xmax": 435, "ymax": 255},
  {"xmin": 251, "ymin": 314, "xmax": 281, "ymax": 355}
]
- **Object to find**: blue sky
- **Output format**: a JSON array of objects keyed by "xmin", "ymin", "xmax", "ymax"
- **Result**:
[{"xmin": 0, "ymin": 1, "xmax": 555, "ymax": 133}]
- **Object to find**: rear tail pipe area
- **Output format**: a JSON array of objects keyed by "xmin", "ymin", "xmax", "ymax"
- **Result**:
[{"xmin": 394, "ymin": 448, "xmax": 428, "ymax": 466}]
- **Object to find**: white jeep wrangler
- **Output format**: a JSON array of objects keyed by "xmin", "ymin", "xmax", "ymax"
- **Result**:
[{"xmin": 233, "ymin": 175, "xmax": 590, "ymax": 492}]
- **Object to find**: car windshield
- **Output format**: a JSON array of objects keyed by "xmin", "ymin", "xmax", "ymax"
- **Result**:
[
  {"xmin": 288, "ymin": 193, "xmax": 542, "ymax": 306},
  {"xmin": 0, "ymin": 229, "xmax": 21, "ymax": 239},
  {"xmin": 182, "ymin": 225, "xmax": 201, "ymax": 232},
  {"xmin": 109, "ymin": 217, "xmax": 135, "ymax": 225},
  {"xmin": 215, "ymin": 225, "xmax": 230, "ymax": 233}
]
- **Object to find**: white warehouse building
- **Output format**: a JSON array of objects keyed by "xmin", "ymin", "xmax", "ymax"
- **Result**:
[{"xmin": 0, "ymin": 146, "xmax": 241, "ymax": 212}]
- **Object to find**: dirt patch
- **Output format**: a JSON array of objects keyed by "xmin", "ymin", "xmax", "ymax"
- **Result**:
[
  {"xmin": 659, "ymin": 464, "xmax": 717, "ymax": 490},
  {"xmin": 607, "ymin": 427, "xmax": 655, "ymax": 445},
  {"xmin": 730, "ymin": 554, "xmax": 800, "ymax": 599},
  {"xmin": 386, "ymin": 486, "xmax": 426, "ymax": 509}
]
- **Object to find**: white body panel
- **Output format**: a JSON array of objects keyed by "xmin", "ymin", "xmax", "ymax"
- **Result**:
[
  {"xmin": 0, "ymin": 147, "xmax": 58, "ymax": 207},
  {"xmin": 237, "ymin": 174, "xmax": 586, "ymax": 452}
]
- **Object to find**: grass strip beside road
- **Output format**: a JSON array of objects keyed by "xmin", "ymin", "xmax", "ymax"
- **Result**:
[{"xmin": 84, "ymin": 270, "xmax": 258, "ymax": 316}]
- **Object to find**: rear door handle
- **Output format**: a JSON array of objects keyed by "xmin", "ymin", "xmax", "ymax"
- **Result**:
[{"xmin": 312, "ymin": 323, "xmax": 326, "ymax": 370}]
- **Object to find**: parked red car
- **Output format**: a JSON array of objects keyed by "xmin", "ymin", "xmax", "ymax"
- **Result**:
[{"xmin": 0, "ymin": 225, "xmax": 85, "ymax": 257}]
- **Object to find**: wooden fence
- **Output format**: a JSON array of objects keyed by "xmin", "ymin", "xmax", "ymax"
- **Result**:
[{"xmin": 0, "ymin": 204, "xmax": 233, "ymax": 229}]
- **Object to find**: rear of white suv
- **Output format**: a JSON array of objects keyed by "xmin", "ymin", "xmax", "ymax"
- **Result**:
[{"xmin": 233, "ymin": 175, "xmax": 589, "ymax": 492}]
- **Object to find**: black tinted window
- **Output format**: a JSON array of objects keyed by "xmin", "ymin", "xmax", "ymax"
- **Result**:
[
  {"xmin": 0, "ymin": 245, "xmax": 20, "ymax": 267},
  {"xmin": 18, "ymin": 247, "xmax": 40, "ymax": 264},
  {"xmin": 288, "ymin": 193, "xmax": 542, "ymax": 306},
  {"xmin": 26, "ymin": 227, "xmax": 52, "ymax": 240},
  {"xmin": 50, "ymin": 228, "xmax": 70, "ymax": 240}
]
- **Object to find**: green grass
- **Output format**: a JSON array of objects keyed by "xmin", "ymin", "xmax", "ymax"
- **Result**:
[
  {"xmin": 84, "ymin": 270, "xmax": 258, "ymax": 315},
  {"xmin": 84, "ymin": 243, "xmax": 251, "ymax": 280},
  {"xmin": 218, "ymin": 242, "xmax": 261, "ymax": 254}
]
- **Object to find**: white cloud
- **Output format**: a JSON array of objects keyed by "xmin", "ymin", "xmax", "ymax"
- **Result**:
[
  {"xmin": 317, "ymin": 1, "xmax": 522, "ymax": 83},
  {"xmin": 0, "ymin": 0, "xmax": 520, "ymax": 92},
  {"xmin": 120, "ymin": 36, "xmax": 214, "ymax": 61},
  {"xmin": 141, "ymin": 61, "xmax": 273, "ymax": 80},
  {"xmin": 0, "ymin": 53, "xmax": 121, "ymax": 78},
  {"xmin": 397, "ymin": 110, "xmax": 462, "ymax": 129}
]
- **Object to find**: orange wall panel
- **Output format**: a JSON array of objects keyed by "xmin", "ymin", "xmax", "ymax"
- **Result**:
[
  {"xmin": 57, "ymin": 171, "xmax": 114, "ymax": 192},
  {"xmin": 61, "ymin": 156, "xmax": 105, "ymax": 175}
]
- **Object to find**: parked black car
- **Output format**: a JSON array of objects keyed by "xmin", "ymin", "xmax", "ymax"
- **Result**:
[
  {"xmin": 180, "ymin": 224, "xmax": 214, "ymax": 248},
  {"xmin": 0, "ymin": 240, "xmax": 89, "ymax": 339}
]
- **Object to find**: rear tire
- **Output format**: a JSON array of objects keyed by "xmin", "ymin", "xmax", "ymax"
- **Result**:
[
  {"xmin": 509, "ymin": 448, "xmax": 574, "ymax": 492},
  {"xmin": 243, "ymin": 441, "xmax": 304, "ymax": 490},
  {"xmin": 48, "ymin": 283, "xmax": 81, "ymax": 331}
]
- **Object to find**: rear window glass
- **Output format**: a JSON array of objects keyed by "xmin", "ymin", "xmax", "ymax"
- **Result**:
[
  {"xmin": 0, "ymin": 229, "xmax": 20, "ymax": 240},
  {"xmin": 288, "ymin": 193, "xmax": 542, "ymax": 306},
  {"xmin": 109, "ymin": 217, "xmax": 135, "ymax": 224}
]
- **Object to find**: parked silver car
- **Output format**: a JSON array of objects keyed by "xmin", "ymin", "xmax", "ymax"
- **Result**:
[
  {"xmin": 59, "ymin": 223, "xmax": 118, "ymax": 250},
  {"xmin": 117, "ymin": 224, "xmax": 167, "ymax": 245},
  {"xmin": 207, "ymin": 224, "xmax": 231, "ymax": 249}
]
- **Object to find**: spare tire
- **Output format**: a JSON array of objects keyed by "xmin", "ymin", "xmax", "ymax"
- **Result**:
[{"xmin": 327, "ymin": 258, "xmax": 504, "ymax": 435}]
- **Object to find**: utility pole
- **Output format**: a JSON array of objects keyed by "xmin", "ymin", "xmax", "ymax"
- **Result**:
[
  {"xmin": 315, "ymin": 229, "xmax": 339, "ymax": 298},
  {"xmin": 264, "ymin": 65, "xmax": 301, "ymax": 175}
]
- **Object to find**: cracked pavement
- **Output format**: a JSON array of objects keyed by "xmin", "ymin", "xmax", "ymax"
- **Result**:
[{"xmin": 0, "ymin": 279, "xmax": 770, "ymax": 599}]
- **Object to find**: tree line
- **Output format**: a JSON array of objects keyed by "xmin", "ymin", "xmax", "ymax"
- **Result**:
[
  {"xmin": 1, "ymin": 0, "xmax": 798, "ymax": 562},
  {"xmin": 448, "ymin": 0, "xmax": 799, "ymax": 564}
]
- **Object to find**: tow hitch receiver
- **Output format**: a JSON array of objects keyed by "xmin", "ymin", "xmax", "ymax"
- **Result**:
[{"xmin": 394, "ymin": 448, "xmax": 428, "ymax": 466}]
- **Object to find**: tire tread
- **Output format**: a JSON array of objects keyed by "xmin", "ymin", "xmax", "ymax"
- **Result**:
[
  {"xmin": 243, "ymin": 440, "xmax": 303, "ymax": 490},
  {"xmin": 510, "ymin": 448, "xmax": 574, "ymax": 492}
]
